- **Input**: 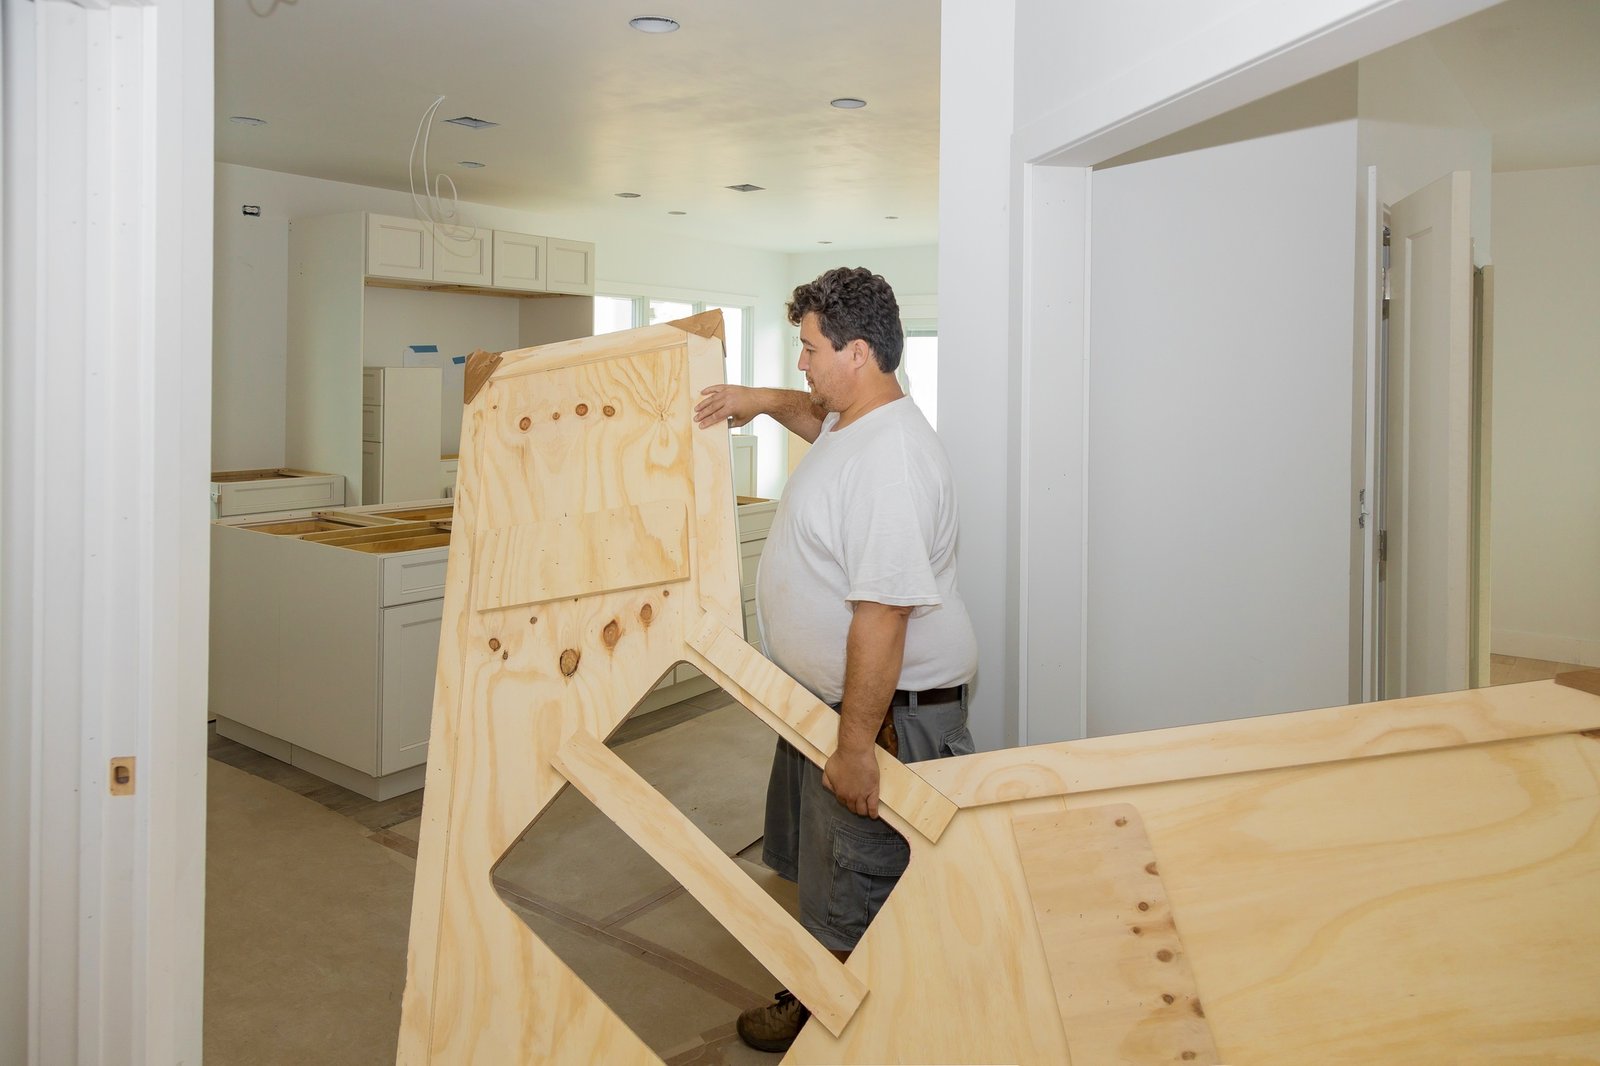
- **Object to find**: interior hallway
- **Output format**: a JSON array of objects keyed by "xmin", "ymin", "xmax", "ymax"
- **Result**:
[{"xmin": 205, "ymin": 690, "xmax": 788, "ymax": 1066}]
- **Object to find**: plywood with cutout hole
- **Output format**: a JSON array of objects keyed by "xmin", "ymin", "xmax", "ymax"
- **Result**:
[{"xmin": 398, "ymin": 311, "xmax": 1600, "ymax": 1065}]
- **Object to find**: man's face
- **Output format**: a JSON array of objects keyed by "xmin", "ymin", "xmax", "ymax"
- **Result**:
[{"xmin": 797, "ymin": 312, "xmax": 849, "ymax": 411}]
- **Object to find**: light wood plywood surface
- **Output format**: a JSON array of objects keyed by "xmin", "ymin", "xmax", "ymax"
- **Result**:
[{"xmin": 399, "ymin": 313, "xmax": 1600, "ymax": 1065}]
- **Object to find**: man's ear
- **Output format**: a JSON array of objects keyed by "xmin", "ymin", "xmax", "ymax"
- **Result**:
[{"xmin": 849, "ymin": 338, "xmax": 874, "ymax": 369}]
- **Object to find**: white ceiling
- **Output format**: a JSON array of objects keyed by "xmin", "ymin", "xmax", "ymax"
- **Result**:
[{"xmin": 215, "ymin": 0, "xmax": 941, "ymax": 254}]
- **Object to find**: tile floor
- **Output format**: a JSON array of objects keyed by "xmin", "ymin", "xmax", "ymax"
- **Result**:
[{"xmin": 206, "ymin": 689, "xmax": 791, "ymax": 1065}]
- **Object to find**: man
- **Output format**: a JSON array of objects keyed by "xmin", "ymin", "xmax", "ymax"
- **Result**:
[{"xmin": 694, "ymin": 267, "xmax": 978, "ymax": 1053}]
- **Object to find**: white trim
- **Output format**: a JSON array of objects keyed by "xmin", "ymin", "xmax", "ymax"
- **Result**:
[{"xmin": 2, "ymin": 0, "xmax": 212, "ymax": 1060}]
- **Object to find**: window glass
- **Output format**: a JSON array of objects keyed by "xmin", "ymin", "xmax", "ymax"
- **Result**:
[
  {"xmin": 648, "ymin": 299, "xmax": 695, "ymax": 325},
  {"xmin": 593, "ymin": 295, "xmax": 634, "ymax": 335},
  {"xmin": 903, "ymin": 333, "xmax": 939, "ymax": 430},
  {"xmin": 708, "ymin": 305, "xmax": 746, "ymax": 386}
]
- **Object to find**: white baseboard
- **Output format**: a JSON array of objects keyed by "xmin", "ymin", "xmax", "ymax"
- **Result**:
[{"xmin": 1491, "ymin": 629, "xmax": 1600, "ymax": 669}]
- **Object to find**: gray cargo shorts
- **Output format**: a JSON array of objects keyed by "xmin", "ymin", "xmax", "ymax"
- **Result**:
[{"xmin": 760, "ymin": 690, "xmax": 975, "ymax": 952}]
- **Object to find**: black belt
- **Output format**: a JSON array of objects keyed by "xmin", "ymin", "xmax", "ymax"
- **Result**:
[{"xmin": 889, "ymin": 684, "xmax": 964, "ymax": 708}]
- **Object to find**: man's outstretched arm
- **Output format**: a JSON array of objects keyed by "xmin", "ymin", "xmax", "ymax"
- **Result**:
[{"xmin": 694, "ymin": 385, "xmax": 827, "ymax": 444}]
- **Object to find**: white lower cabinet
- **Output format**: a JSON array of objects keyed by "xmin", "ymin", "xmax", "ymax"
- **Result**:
[{"xmin": 381, "ymin": 598, "xmax": 443, "ymax": 774}]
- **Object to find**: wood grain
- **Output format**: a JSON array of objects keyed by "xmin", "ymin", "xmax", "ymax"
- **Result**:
[
  {"xmin": 1011, "ymin": 804, "xmax": 1218, "ymax": 1065},
  {"xmin": 550, "ymin": 730, "xmax": 867, "ymax": 1037},
  {"xmin": 472, "ymin": 501, "xmax": 689, "ymax": 611}
]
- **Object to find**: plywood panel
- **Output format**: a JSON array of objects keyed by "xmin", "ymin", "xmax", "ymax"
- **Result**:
[{"xmin": 399, "ymin": 311, "xmax": 1600, "ymax": 1066}]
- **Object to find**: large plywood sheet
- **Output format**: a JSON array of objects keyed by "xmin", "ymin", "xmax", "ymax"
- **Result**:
[{"xmin": 399, "ymin": 312, "xmax": 1600, "ymax": 1064}]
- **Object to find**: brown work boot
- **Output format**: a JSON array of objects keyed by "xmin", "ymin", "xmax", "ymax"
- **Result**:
[{"xmin": 736, "ymin": 989, "xmax": 810, "ymax": 1053}]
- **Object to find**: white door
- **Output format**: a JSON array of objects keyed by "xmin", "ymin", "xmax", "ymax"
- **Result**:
[{"xmin": 1381, "ymin": 172, "xmax": 1473, "ymax": 699}]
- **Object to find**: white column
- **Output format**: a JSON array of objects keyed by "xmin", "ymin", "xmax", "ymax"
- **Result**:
[{"xmin": 1, "ymin": 0, "xmax": 212, "ymax": 1062}]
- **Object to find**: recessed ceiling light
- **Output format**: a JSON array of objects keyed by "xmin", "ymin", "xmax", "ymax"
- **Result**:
[
  {"xmin": 629, "ymin": 15, "xmax": 680, "ymax": 33},
  {"xmin": 668, "ymin": 210, "xmax": 687, "ymax": 215},
  {"xmin": 830, "ymin": 98, "xmax": 867, "ymax": 110},
  {"xmin": 615, "ymin": 192, "xmax": 642, "ymax": 199},
  {"xmin": 444, "ymin": 116, "xmax": 499, "ymax": 130},
  {"xmin": 884, "ymin": 215, "xmax": 899, "ymax": 220},
  {"xmin": 228, "ymin": 115, "xmax": 268, "ymax": 126},
  {"xmin": 818, "ymin": 240, "xmax": 833, "ymax": 245},
  {"xmin": 458, "ymin": 161, "xmax": 486, "ymax": 169},
  {"xmin": 725, "ymin": 183, "xmax": 764, "ymax": 193}
]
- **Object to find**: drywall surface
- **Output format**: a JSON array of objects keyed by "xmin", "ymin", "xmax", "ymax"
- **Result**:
[
  {"xmin": 214, "ymin": 163, "xmax": 793, "ymax": 492},
  {"xmin": 1490, "ymin": 165, "xmax": 1600, "ymax": 667},
  {"xmin": 1358, "ymin": 33, "xmax": 1492, "ymax": 263},
  {"xmin": 1087, "ymin": 118, "xmax": 1359, "ymax": 735}
]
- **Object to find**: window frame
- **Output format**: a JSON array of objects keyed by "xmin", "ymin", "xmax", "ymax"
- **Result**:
[{"xmin": 595, "ymin": 293, "xmax": 756, "ymax": 418}]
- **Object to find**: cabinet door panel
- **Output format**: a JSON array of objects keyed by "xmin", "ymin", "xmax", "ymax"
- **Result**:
[
  {"xmin": 367, "ymin": 214, "xmax": 432, "ymax": 281},
  {"xmin": 492, "ymin": 231, "xmax": 548, "ymax": 292},
  {"xmin": 546, "ymin": 238, "xmax": 595, "ymax": 295},
  {"xmin": 432, "ymin": 227, "xmax": 493, "ymax": 286},
  {"xmin": 380, "ymin": 598, "xmax": 444, "ymax": 773}
]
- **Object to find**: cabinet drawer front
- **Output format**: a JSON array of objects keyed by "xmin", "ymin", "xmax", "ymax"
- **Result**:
[
  {"xmin": 736, "ymin": 500, "xmax": 777, "ymax": 541},
  {"xmin": 381, "ymin": 547, "xmax": 450, "ymax": 606},
  {"xmin": 362, "ymin": 367, "xmax": 382, "ymax": 405},
  {"xmin": 212, "ymin": 474, "xmax": 345, "ymax": 518},
  {"xmin": 362, "ymin": 404, "xmax": 383, "ymax": 442}
]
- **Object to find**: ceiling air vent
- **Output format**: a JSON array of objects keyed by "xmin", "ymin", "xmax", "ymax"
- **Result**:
[
  {"xmin": 725, "ymin": 183, "xmax": 765, "ymax": 192},
  {"xmin": 444, "ymin": 116, "xmax": 500, "ymax": 130}
]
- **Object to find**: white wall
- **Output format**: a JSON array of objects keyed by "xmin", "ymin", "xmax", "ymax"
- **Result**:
[
  {"xmin": 1087, "ymin": 113, "xmax": 1360, "ymax": 734},
  {"xmin": 935, "ymin": 0, "xmax": 1494, "ymax": 747},
  {"xmin": 214, "ymin": 163, "xmax": 795, "ymax": 494},
  {"xmin": 939, "ymin": 0, "xmax": 1018, "ymax": 751},
  {"xmin": 1358, "ymin": 33, "xmax": 1493, "ymax": 263},
  {"xmin": 1490, "ymin": 165, "xmax": 1600, "ymax": 667}
]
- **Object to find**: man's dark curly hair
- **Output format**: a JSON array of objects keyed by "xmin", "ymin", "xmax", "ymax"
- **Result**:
[{"xmin": 787, "ymin": 267, "xmax": 904, "ymax": 374}]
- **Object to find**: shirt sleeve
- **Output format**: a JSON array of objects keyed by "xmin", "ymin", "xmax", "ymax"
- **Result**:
[{"xmin": 838, "ymin": 452, "xmax": 943, "ymax": 609}]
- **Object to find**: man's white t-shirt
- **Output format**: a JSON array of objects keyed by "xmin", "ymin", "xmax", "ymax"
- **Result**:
[{"xmin": 755, "ymin": 396, "xmax": 977, "ymax": 706}]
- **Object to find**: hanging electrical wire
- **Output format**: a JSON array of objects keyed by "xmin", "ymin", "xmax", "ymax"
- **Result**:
[{"xmin": 409, "ymin": 96, "xmax": 477, "ymax": 254}]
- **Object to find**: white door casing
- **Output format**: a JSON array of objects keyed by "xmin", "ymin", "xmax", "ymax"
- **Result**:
[
  {"xmin": 1, "ymin": 0, "xmax": 212, "ymax": 1063},
  {"xmin": 1382, "ymin": 171, "xmax": 1473, "ymax": 698}
]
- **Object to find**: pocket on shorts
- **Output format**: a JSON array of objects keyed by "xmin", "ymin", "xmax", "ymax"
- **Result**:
[
  {"xmin": 939, "ymin": 725, "xmax": 976, "ymax": 758},
  {"xmin": 825, "ymin": 823, "xmax": 910, "ymax": 943}
]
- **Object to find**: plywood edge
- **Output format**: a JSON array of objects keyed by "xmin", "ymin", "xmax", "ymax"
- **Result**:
[
  {"xmin": 1555, "ymin": 669, "xmax": 1600, "ymax": 700},
  {"xmin": 488, "ymin": 322, "xmax": 695, "ymax": 380},
  {"xmin": 913, "ymin": 679, "xmax": 1600, "ymax": 808}
]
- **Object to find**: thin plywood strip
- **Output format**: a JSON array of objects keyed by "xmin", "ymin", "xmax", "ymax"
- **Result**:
[
  {"xmin": 1011, "ymin": 803, "xmax": 1219, "ymax": 1066},
  {"xmin": 550, "ymin": 730, "xmax": 867, "ymax": 1036}
]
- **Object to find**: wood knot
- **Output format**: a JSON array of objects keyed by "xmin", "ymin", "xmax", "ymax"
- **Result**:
[
  {"xmin": 639, "ymin": 603, "xmax": 654, "ymax": 625},
  {"xmin": 551, "ymin": 411, "xmax": 561, "ymax": 420},
  {"xmin": 603, "ymin": 404, "xmax": 616, "ymax": 417},
  {"xmin": 1161, "ymin": 993, "xmax": 1176, "ymax": 1005},
  {"xmin": 1156, "ymin": 949, "xmax": 1174, "ymax": 963},
  {"xmin": 1114, "ymin": 816, "xmax": 1128, "ymax": 827},
  {"xmin": 559, "ymin": 649, "xmax": 581, "ymax": 676},
  {"xmin": 519, "ymin": 416, "xmax": 531, "ymax": 430},
  {"xmin": 1144, "ymin": 861, "xmax": 1159, "ymax": 876},
  {"xmin": 1138, "ymin": 901, "xmax": 1151, "ymax": 911},
  {"xmin": 602, "ymin": 620, "xmax": 621, "ymax": 648},
  {"xmin": 662, "ymin": 589, "xmax": 671, "ymax": 597},
  {"xmin": 502, "ymin": 650, "xmax": 509, "ymax": 661},
  {"xmin": 529, "ymin": 616, "xmax": 538, "ymax": 625},
  {"xmin": 488, "ymin": 638, "xmax": 501, "ymax": 652},
  {"xmin": 1181, "ymin": 1053, "xmax": 1197, "ymax": 1061},
  {"xmin": 575, "ymin": 403, "xmax": 589, "ymax": 416},
  {"xmin": 1130, "ymin": 926, "xmax": 1142, "ymax": 935},
  {"xmin": 1191, "ymin": 999, "xmax": 1205, "ymax": 1019}
]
